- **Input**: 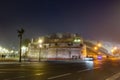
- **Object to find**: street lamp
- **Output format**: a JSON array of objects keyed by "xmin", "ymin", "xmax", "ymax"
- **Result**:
[
  {"xmin": 111, "ymin": 46, "xmax": 117, "ymax": 55},
  {"xmin": 38, "ymin": 39, "xmax": 43, "ymax": 43},
  {"xmin": 94, "ymin": 46, "xmax": 98, "ymax": 50},
  {"xmin": 38, "ymin": 39, "xmax": 43, "ymax": 62},
  {"xmin": 113, "ymin": 47, "xmax": 117, "ymax": 50},
  {"xmin": 39, "ymin": 44, "xmax": 42, "ymax": 62},
  {"xmin": 111, "ymin": 49, "xmax": 114, "ymax": 53},
  {"xmin": 97, "ymin": 43, "xmax": 102, "ymax": 47},
  {"xmin": 93, "ymin": 42, "xmax": 102, "ymax": 51}
]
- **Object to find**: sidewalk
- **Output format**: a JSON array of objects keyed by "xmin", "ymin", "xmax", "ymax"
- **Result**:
[
  {"xmin": 0, "ymin": 58, "xmax": 89, "ymax": 64},
  {"xmin": 0, "ymin": 61, "xmax": 34, "ymax": 64}
]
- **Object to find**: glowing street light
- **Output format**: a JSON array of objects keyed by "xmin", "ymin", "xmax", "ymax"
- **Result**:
[
  {"xmin": 113, "ymin": 47, "xmax": 117, "ymax": 50},
  {"xmin": 111, "ymin": 46, "xmax": 118, "ymax": 54},
  {"xmin": 97, "ymin": 43, "xmax": 102, "ymax": 47},
  {"xmin": 74, "ymin": 38, "xmax": 81, "ymax": 43},
  {"xmin": 39, "ymin": 44, "xmax": 42, "ymax": 48},
  {"xmin": 38, "ymin": 39, "xmax": 43, "ymax": 62},
  {"xmin": 21, "ymin": 46, "xmax": 28, "ymax": 55},
  {"xmin": 93, "ymin": 42, "xmax": 102, "ymax": 51},
  {"xmin": 111, "ymin": 49, "xmax": 114, "ymax": 53},
  {"xmin": 94, "ymin": 46, "xmax": 98, "ymax": 50},
  {"xmin": 38, "ymin": 39, "xmax": 43, "ymax": 44}
]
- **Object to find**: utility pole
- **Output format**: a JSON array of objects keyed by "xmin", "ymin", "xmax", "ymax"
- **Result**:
[{"xmin": 17, "ymin": 28, "xmax": 24, "ymax": 62}]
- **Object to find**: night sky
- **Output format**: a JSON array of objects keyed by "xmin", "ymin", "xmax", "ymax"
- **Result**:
[{"xmin": 0, "ymin": 0, "xmax": 120, "ymax": 49}]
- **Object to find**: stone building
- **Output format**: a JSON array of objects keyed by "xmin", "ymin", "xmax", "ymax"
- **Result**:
[{"xmin": 27, "ymin": 33, "xmax": 85, "ymax": 61}]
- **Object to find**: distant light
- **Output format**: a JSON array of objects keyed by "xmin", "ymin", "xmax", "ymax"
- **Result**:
[
  {"xmin": 111, "ymin": 46, "xmax": 118, "ymax": 53},
  {"xmin": 77, "ymin": 39, "xmax": 81, "ymax": 42},
  {"xmin": 97, "ymin": 43, "xmax": 102, "ymax": 47},
  {"xmin": 74, "ymin": 39, "xmax": 81, "ymax": 43},
  {"xmin": 38, "ymin": 39, "xmax": 43, "ymax": 43},
  {"xmin": 113, "ymin": 47, "xmax": 117, "ymax": 50},
  {"xmin": 97, "ymin": 56, "xmax": 102, "ymax": 60},
  {"xmin": 84, "ymin": 58, "xmax": 93, "ymax": 61},
  {"xmin": 39, "ymin": 44, "xmax": 42, "ymax": 48},
  {"xmin": 111, "ymin": 49, "xmax": 114, "ymax": 53},
  {"xmin": 94, "ymin": 46, "xmax": 98, "ymax": 50},
  {"xmin": 10, "ymin": 50, "xmax": 14, "ymax": 53},
  {"xmin": 21, "ymin": 46, "xmax": 26, "ymax": 50},
  {"xmin": 21, "ymin": 46, "xmax": 28, "ymax": 55}
]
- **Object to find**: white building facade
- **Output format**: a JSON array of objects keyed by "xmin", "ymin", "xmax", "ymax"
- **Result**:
[{"xmin": 27, "ymin": 33, "xmax": 86, "ymax": 61}]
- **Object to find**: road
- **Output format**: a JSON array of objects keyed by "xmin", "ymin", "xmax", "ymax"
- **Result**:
[{"xmin": 0, "ymin": 59, "xmax": 120, "ymax": 80}]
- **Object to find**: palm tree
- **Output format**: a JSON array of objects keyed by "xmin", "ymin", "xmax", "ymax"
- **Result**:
[{"xmin": 17, "ymin": 28, "xmax": 24, "ymax": 62}]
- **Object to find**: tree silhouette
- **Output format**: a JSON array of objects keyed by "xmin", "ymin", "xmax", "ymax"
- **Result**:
[{"xmin": 22, "ymin": 38, "xmax": 31, "ymax": 47}]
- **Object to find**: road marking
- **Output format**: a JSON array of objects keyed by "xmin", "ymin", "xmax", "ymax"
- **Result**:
[
  {"xmin": 77, "ymin": 69, "xmax": 90, "ymax": 73},
  {"xmin": 35, "ymin": 73, "xmax": 44, "ymax": 75},
  {"xmin": 77, "ymin": 67, "xmax": 100, "ymax": 73},
  {"xmin": 47, "ymin": 73, "xmax": 72, "ymax": 79},
  {"xmin": 105, "ymin": 72, "xmax": 120, "ymax": 80}
]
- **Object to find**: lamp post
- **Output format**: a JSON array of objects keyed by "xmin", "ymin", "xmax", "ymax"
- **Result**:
[
  {"xmin": 38, "ymin": 39, "xmax": 43, "ymax": 62},
  {"xmin": 39, "ymin": 44, "xmax": 42, "ymax": 62},
  {"xmin": 17, "ymin": 28, "xmax": 24, "ymax": 62}
]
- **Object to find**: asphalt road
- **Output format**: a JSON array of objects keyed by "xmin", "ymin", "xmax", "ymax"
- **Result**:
[{"xmin": 0, "ymin": 59, "xmax": 120, "ymax": 80}]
